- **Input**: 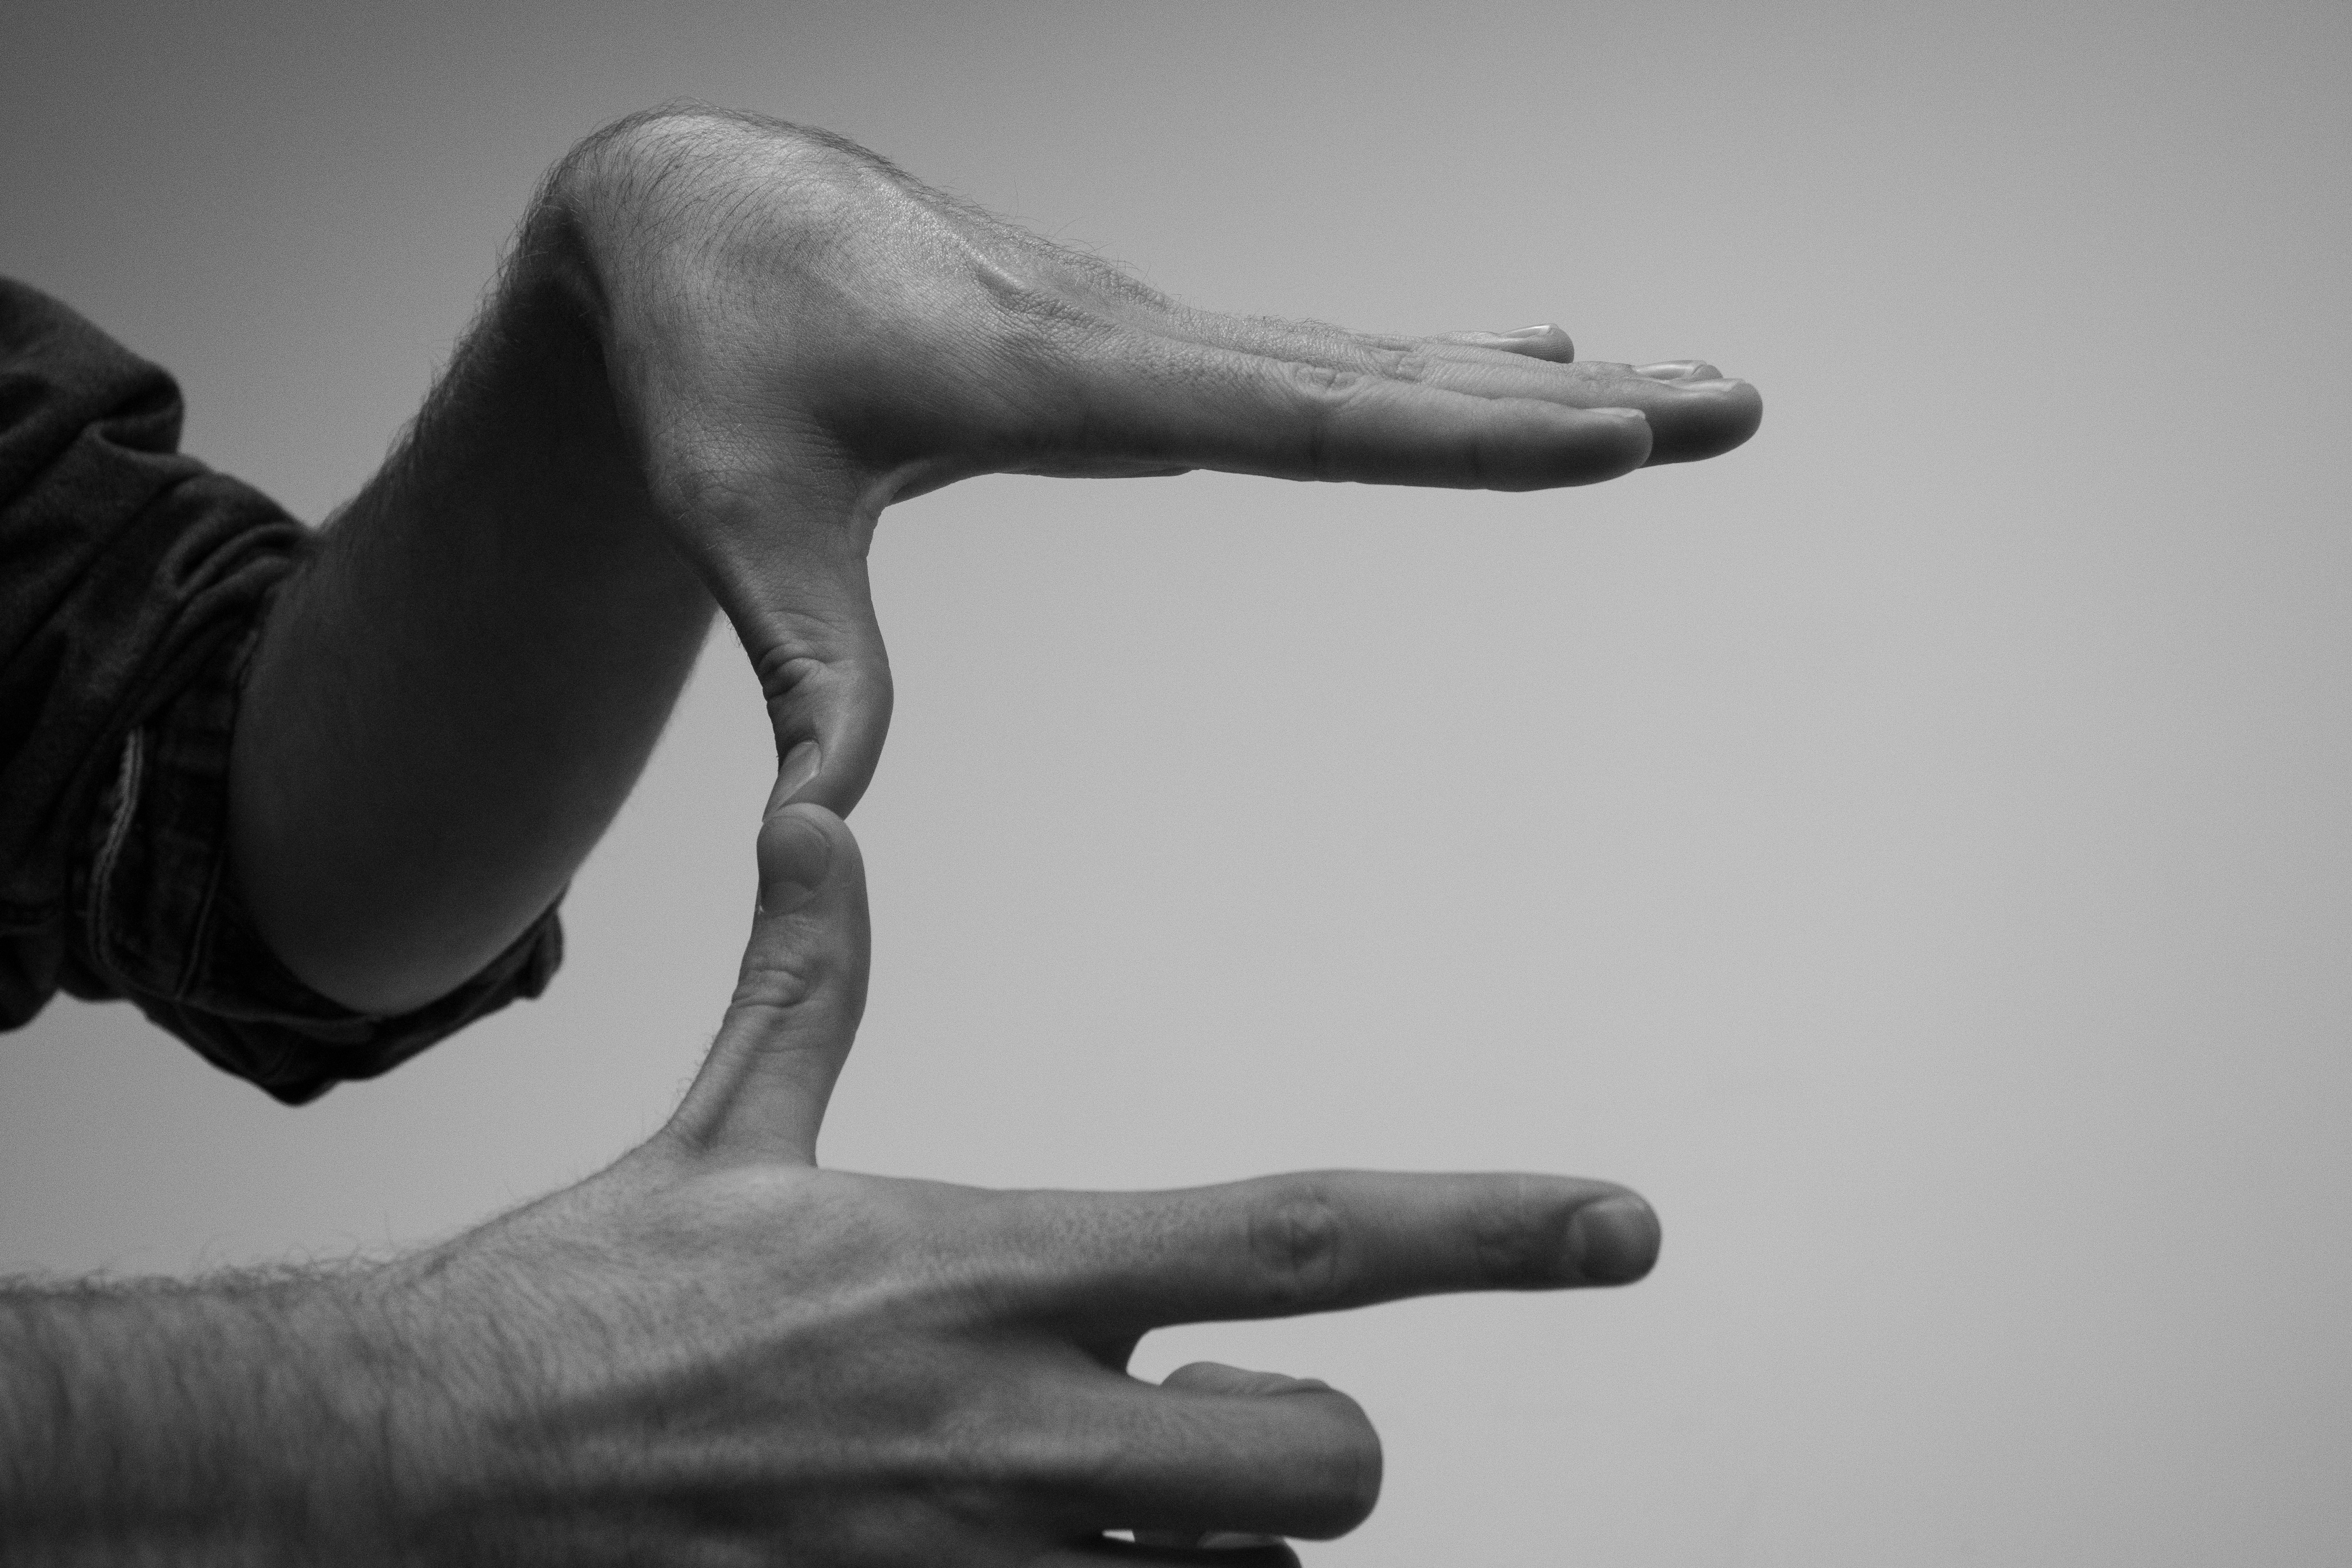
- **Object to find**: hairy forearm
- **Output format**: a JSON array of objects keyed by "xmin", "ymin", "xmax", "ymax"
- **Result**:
[
  {"xmin": 0, "ymin": 1236, "xmax": 670, "ymax": 1567},
  {"xmin": 0, "ymin": 1267, "xmax": 430, "ymax": 1564},
  {"xmin": 229, "ymin": 160, "xmax": 715, "ymax": 1015}
]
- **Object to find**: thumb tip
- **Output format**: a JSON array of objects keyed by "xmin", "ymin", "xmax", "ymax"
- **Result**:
[{"xmin": 757, "ymin": 804, "xmax": 840, "ymax": 915}]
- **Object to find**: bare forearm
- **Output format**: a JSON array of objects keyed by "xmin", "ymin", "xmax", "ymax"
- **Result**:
[
  {"xmin": 0, "ymin": 1270, "xmax": 424, "ymax": 1564},
  {"xmin": 0, "ymin": 1246, "xmax": 662, "ymax": 1568},
  {"xmin": 228, "ymin": 192, "xmax": 713, "ymax": 1015},
  {"xmin": 0, "ymin": 1190, "xmax": 823, "ymax": 1567}
]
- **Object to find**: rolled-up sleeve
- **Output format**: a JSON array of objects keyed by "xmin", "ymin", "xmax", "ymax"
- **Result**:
[{"xmin": 0, "ymin": 278, "xmax": 561, "ymax": 1104}]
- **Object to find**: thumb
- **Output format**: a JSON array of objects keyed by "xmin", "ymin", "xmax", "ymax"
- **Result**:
[
  {"xmin": 749, "ymin": 548, "xmax": 894, "ymax": 819},
  {"xmin": 666, "ymin": 801, "xmax": 870, "ymax": 1163},
  {"xmin": 1133, "ymin": 1363, "xmax": 1359, "ymax": 1552},
  {"xmin": 694, "ymin": 464, "xmax": 892, "ymax": 820},
  {"xmin": 613, "ymin": 303, "xmax": 899, "ymax": 821}
]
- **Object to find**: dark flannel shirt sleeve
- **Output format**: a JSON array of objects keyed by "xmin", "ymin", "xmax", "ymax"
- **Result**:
[{"xmin": 0, "ymin": 278, "xmax": 561, "ymax": 1104}]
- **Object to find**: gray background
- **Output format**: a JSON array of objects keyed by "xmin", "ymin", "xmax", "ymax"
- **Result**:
[{"xmin": 5, "ymin": 1, "xmax": 2349, "ymax": 1562}]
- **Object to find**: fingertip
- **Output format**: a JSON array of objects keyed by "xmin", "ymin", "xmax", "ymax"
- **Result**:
[
  {"xmin": 1565, "ymin": 1192, "xmax": 1662, "ymax": 1285},
  {"xmin": 1713, "ymin": 377, "xmax": 1765, "ymax": 435},
  {"xmin": 1642, "ymin": 376, "xmax": 1762, "ymax": 465},
  {"xmin": 756, "ymin": 804, "xmax": 839, "ymax": 915}
]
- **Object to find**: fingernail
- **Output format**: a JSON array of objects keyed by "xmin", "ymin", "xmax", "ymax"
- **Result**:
[
  {"xmin": 1635, "ymin": 359, "xmax": 1718, "ymax": 381},
  {"xmin": 757, "ymin": 812, "xmax": 831, "ymax": 915},
  {"xmin": 776, "ymin": 740, "xmax": 821, "ymax": 803},
  {"xmin": 1506, "ymin": 322, "xmax": 1561, "ymax": 338},
  {"xmin": 1566, "ymin": 1194, "xmax": 1661, "ymax": 1284},
  {"xmin": 1596, "ymin": 406, "xmax": 1649, "ymax": 424},
  {"xmin": 1682, "ymin": 376, "xmax": 1750, "ymax": 394}
]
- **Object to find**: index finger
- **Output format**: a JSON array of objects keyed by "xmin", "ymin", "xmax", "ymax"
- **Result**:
[{"xmin": 1009, "ymin": 1171, "xmax": 1660, "ymax": 1330}]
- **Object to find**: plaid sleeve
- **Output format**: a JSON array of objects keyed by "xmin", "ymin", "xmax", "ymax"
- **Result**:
[
  {"xmin": 70, "ymin": 622, "xmax": 564, "ymax": 1104},
  {"xmin": 2, "ymin": 276, "xmax": 562, "ymax": 1104}
]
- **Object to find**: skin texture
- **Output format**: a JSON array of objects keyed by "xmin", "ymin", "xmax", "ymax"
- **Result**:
[
  {"xmin": 0, "ymin": 801, "xmax": 1662, "ymax": 1565},
  {"xmin": 30, "ymin": 104, "xmax": 1740, "ymax": 1558},
  {"xmin": 228, "ymin": 105, "xmax": 1761, "ymax": 1014}
]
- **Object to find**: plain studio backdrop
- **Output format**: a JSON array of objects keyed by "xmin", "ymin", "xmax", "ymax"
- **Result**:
[{"xmin": 5, "ymin": 1, "xmax": 2349, "ymax": 1562}]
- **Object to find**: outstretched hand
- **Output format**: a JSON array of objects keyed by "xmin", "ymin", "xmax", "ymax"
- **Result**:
[
  {"xmin": 544, "ymin": 108, "xmax": 1762, "ymax": 814},
  {"xmin": 386, "ymin": 798, "xmax": 1659, "ymax": 1563}
]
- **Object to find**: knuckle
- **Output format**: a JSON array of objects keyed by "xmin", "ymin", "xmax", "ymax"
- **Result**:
[
  {"xmin": 1285, "ymin": 360, "xmax": 1360, "ymax": 402},
  {"xmin": 754, "ymin": 642, "xmax": 890, "ymax": 715},
  {"xmin": 1247, "ymin": 1182, "xmax": 1348, "ymax": 1309},
  {"xmin": 753, "ymin": 644, "xmax": 840, "ymax": 706},
  {"xmin": 728, "ymin": 945, "xmax": 829, "ymax": 1013},
  {"xmin": 1281, "ymin": 363, "xmax": 1372, "ymax": 481},
  {"xmin": 1363, "ymin": 341, "xmax": 1432, "ymax": 382}
]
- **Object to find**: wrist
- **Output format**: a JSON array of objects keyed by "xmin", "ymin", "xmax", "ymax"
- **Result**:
[
  {"xmin": 227, "ymin": 120, "xmax": 714, "ymax": 1018},
  {"xmin": 358, "ymin": 1194, "xmax": 702, "ymax": 1568},
  {"xmin": 534, "ymin": 108, "xmax": 874, "ymax": 384}
]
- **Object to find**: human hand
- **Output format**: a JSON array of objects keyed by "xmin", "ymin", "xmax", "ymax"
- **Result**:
[
  {"xmin": 377, "ymin": 800, "xmax": 1659, "ymax": 1564},
  {"xmin": 538, "ymin": 108, "xmax": 1762, "ymax": 815}
]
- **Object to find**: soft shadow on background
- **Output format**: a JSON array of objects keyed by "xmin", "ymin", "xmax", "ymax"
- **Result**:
[{"xmin": 5, "ymin": 1, "xmax": 2349, "ymax": 1562}]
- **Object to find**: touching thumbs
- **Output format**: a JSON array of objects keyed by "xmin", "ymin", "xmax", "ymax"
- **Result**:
[{"xmin": 666, "ymin": 801, "xmax": 872, "ymax": 1163}]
